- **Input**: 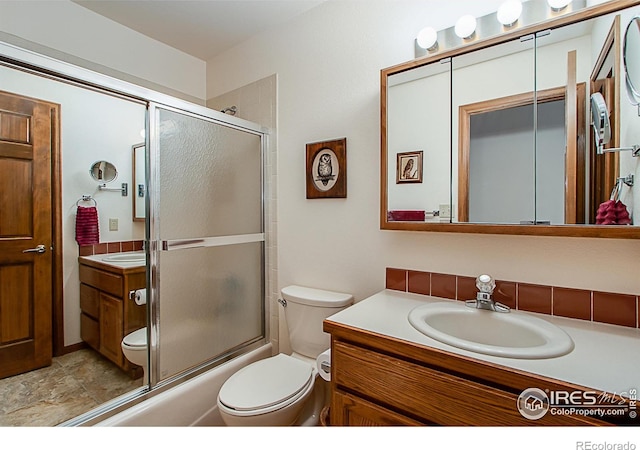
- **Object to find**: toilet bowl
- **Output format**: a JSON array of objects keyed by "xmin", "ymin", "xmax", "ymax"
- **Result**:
[
  {"xmin": 218, "ymin": 353, "xmax": 317, "ymax": 426},
  {"xmin": 217, "ymin": 285, "xmax": 353, "ymax": 426},
  {"xmin": 121, "ymin": 327, "xmax": 147, "ymax": 378}
]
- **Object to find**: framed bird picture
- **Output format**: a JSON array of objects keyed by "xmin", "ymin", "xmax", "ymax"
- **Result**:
[
  {"xmin": 306, "ymin": 138, "xmax": 347, "ymax": 199},
  {"xmin": 396, "ymin": 151, "xmax": 423, "ymax": 184}
]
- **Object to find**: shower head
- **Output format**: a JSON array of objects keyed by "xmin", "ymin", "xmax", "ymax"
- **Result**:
[{"xmin": 221, "ymin": 106, "xmax": 237, "ymax": 116}]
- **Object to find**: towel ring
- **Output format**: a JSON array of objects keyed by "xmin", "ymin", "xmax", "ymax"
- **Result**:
[{"xmin": 76, "ymin": 195, "xmax": 97, "ymax": 207}]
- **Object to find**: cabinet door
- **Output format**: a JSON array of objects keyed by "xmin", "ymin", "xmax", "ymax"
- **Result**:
[
  {"xmin": 331, "ymin": 390, "xmax": 424, "ymax": 426},
  {"xmin": 100, "ymin": 293, "xmax": 123, "ymax": 366}
]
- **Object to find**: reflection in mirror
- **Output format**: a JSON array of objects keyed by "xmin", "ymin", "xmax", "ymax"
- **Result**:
[
  {"xmin": 133, "ymin": 143, "xmax": 145, "ymax": 221},
  {"xmin": 387, "ymin": 59, "xmax": 451, "ymax": 222},
  {"xmin": 383, "ymin": 2, "xmax": 640, "ymax": 236},
  {"xmin": 453, "ymin": 36, "xmax": 535, "ymax": 224},
  {"xmin": 89, "ymin": 160, "xmax": 117, "ymax": 183}
]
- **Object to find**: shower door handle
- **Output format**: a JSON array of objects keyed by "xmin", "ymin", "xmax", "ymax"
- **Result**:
[{"xmin": 23, "ymin": 244, "xmax": 47, "ymax": 254}]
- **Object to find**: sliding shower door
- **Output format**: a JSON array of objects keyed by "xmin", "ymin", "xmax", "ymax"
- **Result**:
[{"xmin": 149, "ymin": 105, "xmax": 266, "ymax": 382}]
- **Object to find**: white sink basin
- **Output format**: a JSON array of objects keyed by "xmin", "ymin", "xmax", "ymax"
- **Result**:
[
  {"xmin": 102, "ymin": 252, "xmax": 145, "ymax": 263},
  {"xmin": 408, "ymin": 302, "xmax": 574, "ymax": 359}
]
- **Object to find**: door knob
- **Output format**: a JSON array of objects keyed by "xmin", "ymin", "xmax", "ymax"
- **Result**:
[{"xmin": 23, "ymin": 244, "xmax": 47, "ymax": 254}]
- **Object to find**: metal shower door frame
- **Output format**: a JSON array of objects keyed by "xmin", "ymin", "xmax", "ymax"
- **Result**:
[{"xmin": 146, "ymin": 102, "xmax": 269, "ymax": 389}]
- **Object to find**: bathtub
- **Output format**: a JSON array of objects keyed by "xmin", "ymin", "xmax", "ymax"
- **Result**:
[{"xmin": 95, "ymin": 343, "xmax": 272, "ymax": 426}]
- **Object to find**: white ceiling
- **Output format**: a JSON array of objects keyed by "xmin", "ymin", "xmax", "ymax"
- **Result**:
[{"xmin": 72, "ymin": 0, "xmax": 325, "ymax": 61}]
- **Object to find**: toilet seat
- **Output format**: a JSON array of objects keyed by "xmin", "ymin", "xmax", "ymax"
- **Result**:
[
  {"xmin": 122, "ymin": 328, "xmax": 146, "ymax": 348},
  {"xmin": 218, "ymin": 354, "xmax": 314, "ymax": 417}
]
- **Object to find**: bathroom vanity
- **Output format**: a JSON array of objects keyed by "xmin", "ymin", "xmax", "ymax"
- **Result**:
[
  {"xmin": 324, "ymin": 290, "xmax": 639, "ymax": 426},
  {"xmin": 78, "ymin": 253, "xmax": 146, "ymax": 377}
]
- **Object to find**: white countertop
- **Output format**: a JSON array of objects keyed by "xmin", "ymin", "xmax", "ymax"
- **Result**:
[
  {"xmin": 326, "ymin": 290, "xmax": 640, "ymax": 395},
  {"xmin": 79, "ymin": 252, "xmax": 146, "ymax": 270}
]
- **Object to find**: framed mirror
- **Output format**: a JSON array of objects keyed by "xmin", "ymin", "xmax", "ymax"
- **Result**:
[
  {"xmin": 132, "ymin": 143, "xmax": 145, "ymax": 221},
  {"xmin": 623, "ymin": 15, "xmax": 640, "ymax": 104},
  {"xmin": 381, "ymin": 0, "xmax": 640, "ymax": 238},
  {"xmin": 90, "ymin": 160, "xmax": 117, "ymax": 183}
]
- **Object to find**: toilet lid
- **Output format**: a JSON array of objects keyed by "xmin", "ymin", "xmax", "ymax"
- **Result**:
[
  {"xmin": 123, "ymin": 328, "xmax": 146, "ymax": 347},
  {"xmin": 218, "ymin": 354, "xmax": 313, "ymax": 412}
]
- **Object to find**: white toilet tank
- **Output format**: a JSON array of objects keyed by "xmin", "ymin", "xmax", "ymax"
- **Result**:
[{"xmin": 281, "ymin": 285, "xmax": 353, "ymax": 359}]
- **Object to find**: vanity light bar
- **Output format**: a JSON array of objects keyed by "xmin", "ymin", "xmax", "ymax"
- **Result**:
[{"xmin": 415, "ymin": 0, "xmax": 585, "ymax": 58}]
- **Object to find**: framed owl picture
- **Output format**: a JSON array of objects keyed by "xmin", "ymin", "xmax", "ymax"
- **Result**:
[
  {"xmin": 396, "ymin": 151, "xmax": 423, "ymax": 184},
  {"xmin": 306, "ymin": 138, "xmax": 347, "ymax": 199}
]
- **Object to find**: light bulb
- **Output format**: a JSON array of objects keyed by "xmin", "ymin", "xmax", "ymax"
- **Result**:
[
  {"xmin": 455, "ymin": 15, "xmax": 477, "ymax": 39},
  {"xmin": 497, "ymin": 0, "xmax": 522, "ymax": 27},
  {"xmin": 547, "ymin": 0, "xmax": 571, "ymax": 11},
  {"xmin": 417, "ymin": 27, "xmax": 438, "ymax": 50}
]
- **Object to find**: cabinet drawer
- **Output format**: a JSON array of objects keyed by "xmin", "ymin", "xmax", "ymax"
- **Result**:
[
  {"xmin": 81, "ymin": 313, "xmax": 100, "ymax": 350},
  {"xmin": 79, "ymin": 264, "xmax": 123, "ymax": 297},
  {"xmin": 333, "ymin": 341, "xmax": 596, "ymax": 426},
  {"xmin": 79, "ymin": 283, "xmax": 100, "ymax": 318}
]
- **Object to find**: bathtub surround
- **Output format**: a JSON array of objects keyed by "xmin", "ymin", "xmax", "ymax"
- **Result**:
[
  {"xmin": 386, "ymin": 268, "xmax": 639, "ymax": 329},
  {"xmin": 207, "ymin": 74, "xmax": 280, "ymax": 354}
]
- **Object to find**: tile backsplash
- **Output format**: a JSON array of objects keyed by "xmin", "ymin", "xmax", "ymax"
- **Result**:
[
  {"xmin": 79, "ymin": 240, "xmax": 144, "ymax": 256},
  {"xmin": 386, "ymin": 267, "xmax": 639, "ymax": 329}
]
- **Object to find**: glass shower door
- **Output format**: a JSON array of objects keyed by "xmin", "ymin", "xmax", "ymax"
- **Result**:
[{"xmin": 149, "ymin": 105, "xmax": 265, "ymax": 382}]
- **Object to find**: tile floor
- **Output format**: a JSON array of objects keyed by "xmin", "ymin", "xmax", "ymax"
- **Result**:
[{"xmin": 0, "ymin": 348, "xmax": 143, "ymax": 426}]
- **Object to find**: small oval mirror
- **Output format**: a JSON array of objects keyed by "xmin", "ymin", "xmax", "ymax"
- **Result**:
[
  {"xmin": 623, "ymin": 16, "xmax": 640, "ymax": 104},
  {"xmin": 590, "ymin": 92, "xmax": 611, "ymax": 152},
  {"xmin": 90, "ymin": 161, "xmax": 118, "ymax": 183}
]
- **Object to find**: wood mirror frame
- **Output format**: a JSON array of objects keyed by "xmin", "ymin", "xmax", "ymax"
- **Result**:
[{"xmin": 380, "ymin": 0, "xmax": 640, "ymax": 238}]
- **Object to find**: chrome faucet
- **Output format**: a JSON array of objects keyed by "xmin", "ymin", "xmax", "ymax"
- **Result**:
[{"xmin": 465, "ymin": 274, "xmax": 511, "ymax": 313}]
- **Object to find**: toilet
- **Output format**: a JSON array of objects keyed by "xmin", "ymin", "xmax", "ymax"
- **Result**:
[
  {"xmin": 121, "ymin": 327, "xmax": 147, "ymax": 378},
  {"xmin": 217, "ymin": 285, "xmax": 353, "ymax": 426}
]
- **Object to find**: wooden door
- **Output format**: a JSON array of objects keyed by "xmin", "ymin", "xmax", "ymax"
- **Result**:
[
  {"xmin": 565, "ymin": 51, "xmax": 587, "ymax": 224},
  {"xmin": 590, "ymin": 78, "xmax": 618, "ymax": 223},
  {"xmin": 0, "ymin": 90, "xmax": 58, "ymax": 378}
]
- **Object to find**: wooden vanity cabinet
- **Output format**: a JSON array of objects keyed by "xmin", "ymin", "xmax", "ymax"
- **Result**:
[
  {"xmin": 324, "ymin": 321, "xmax": 614, "ymax": 426},
  {"xmin": 79, "ymin": 258, "xmax": 146, "ymax": 377}
]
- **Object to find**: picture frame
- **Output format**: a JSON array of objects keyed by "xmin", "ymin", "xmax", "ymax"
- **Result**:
[
  {"xmin": 396, "ymin": 150, "xmax": 423, "ymax": 184},
  {"xmin": 306, "ymin": 138, "xmax": 347, "ymax": 199}
]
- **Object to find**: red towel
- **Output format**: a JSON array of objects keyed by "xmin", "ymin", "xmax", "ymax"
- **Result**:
[
  {"xmin": 387, "ymin": 210, "xmax": 425, "ymax": 221},
  {"xmin": 595, "ymin": 200, "xmax": 632, "ymax": 225},
  {"xmin": 76, "ymin": 205, "xmax": 100, "ymax": 245}
]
